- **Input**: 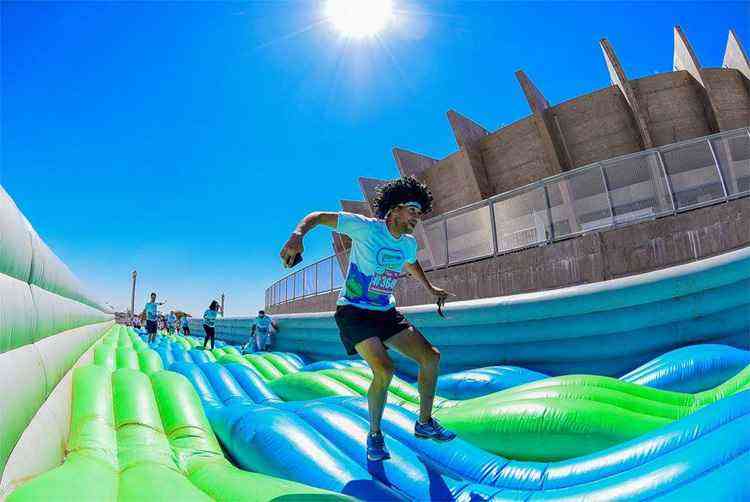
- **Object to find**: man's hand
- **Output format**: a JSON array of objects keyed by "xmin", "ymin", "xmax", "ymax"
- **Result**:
[
  {"xmin": 429, "ymin": 286, "xmax": 453, "ymax": 313},
  {"xmin": 280, "ymin": 232, "xmax": 304, "ymax": 268}
]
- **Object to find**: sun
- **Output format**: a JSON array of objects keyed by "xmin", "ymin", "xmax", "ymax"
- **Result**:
[{"xmin": 325, "ymin": 0, "xmax": 394, "ymax": 39}]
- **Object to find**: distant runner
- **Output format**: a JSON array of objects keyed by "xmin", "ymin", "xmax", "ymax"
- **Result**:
[
  {"xmin": 167, "ymin": 311, "xmax": 177, "ymax": 335},
  {"xmin": 202, "ymin": 300, "xmax": 223, "ymax": 350},
  {"xmin": 143, "ymin": 292, "xmax": 166, "ymax": 344},
  {"xmin": 279, "ymin": 176, "xmax": 455, "ymax": 462},
  {"xmin": 251, "ymin": 310, "xmax": 278, "ymax": 352},
  {"xmin": 181, "ymin": 315, "xmax": 191, "ymax": 336}
]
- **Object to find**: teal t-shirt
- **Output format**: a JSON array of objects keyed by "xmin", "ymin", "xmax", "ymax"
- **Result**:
[
  {"xmin": 145, "ymin": 302, "xmax": 158, "ymax": 321},
  {"xmin": 167, "ymin": 313, "xmax": 176, "ymax": 326},
  {"xmin": 203, "ymin": 309, "xmax": 221, "ymax": 327},
  {"xmin": 336, "ymin": 212, "xmax": 418, "ymax": 311},
  {"xmin": 253, "ymin": 315, "xmax": 274, "ymax": 332}
]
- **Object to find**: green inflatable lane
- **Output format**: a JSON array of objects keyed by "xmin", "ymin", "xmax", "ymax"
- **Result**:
[
  {"xmin": 151, "ymin": 370, "xmax": 347, "ymax": 500},
  {"xmin": 10, "ymin": 326, "xmax": 350, "ymax": 501},
  {"xmin": 8, "ymin": 365, "xmax": 118, "ymax": 501},
  {"xmin": 268, "ymin": 363, "xmax": 750, "ymax": 461}
]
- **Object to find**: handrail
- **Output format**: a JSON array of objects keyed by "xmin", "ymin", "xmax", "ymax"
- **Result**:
[{"xmin": 266, "ymin": 127, "xmax": 750, "ymax": 308}]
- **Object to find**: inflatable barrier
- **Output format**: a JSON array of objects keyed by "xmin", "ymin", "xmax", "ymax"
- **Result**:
[{"xmin": 0, "ymin": 186, "xmax": 114, "ymax": 495}]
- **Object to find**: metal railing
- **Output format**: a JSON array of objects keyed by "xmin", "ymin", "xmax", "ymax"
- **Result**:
[
  {"xmin": 266, "ymin": 127, "xmax": 750, "ymax": 308},
  {"xmin": 265, "ymin": 251, "xmax": 350, "ymax": 308}
]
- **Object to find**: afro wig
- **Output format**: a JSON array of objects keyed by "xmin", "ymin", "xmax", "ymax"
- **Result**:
[{"xmin": 373, "ymin": 176, "xmax": 434, "ymax": 219}]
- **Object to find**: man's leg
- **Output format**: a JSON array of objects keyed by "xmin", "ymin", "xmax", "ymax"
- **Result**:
[
  {"xmin": 354, "ymin": 337, "xmax": 394, "ymax": 434},
  {"xmin": 386, "ymin": 326, "xmax": 440, "ymax": 423}
]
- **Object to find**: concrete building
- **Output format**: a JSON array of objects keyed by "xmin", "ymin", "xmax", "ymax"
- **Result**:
[{"xmin": 267, "ymin": 26, "xmax": 750, "ymax": 314}]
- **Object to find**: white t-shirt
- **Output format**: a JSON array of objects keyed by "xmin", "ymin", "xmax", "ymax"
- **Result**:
[{"xmin": 336, "ymin": 212, "xmax": 418, "ymax": 311}]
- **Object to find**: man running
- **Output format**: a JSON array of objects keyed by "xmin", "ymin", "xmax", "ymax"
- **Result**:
[
  {"xmin": 143, "ymin": 292, "xmax": 166, "ymax": 344},
  {"xmin": 167, "ymin": 311, "xmax": 177, "ymax": 335},
  {"xmin": 279, "ymin": 176, "xmax": 455, "ymax": 462},
  {"xmin": 251, "ymin": 310, "xmax": 278, "ymax": 352}
]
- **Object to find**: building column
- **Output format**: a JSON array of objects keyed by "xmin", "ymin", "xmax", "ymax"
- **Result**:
[
  {"xmin": 515, "ymin": 70, "xmax": 568, "ymax": 175},
  {"xmin": 723, "ymin": 29, "xmax": 750, "ymax": 95},
  {"xmin": 673, "ymin": 25, "xmax": 723, "ymax": 132},
  {"xmin": 600, "ymin": 38, "xmax": 654, "ymax": 149},
  {"xmin": 515, "ymin": 70, "xmax": 578, "ymax": 235},
  {"xmin": 446, "ymin": 110, "xmax": 493, "ymax": 198}
]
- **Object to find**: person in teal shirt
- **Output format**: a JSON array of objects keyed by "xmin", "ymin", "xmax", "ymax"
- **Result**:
[
  {"xmin": 279, "ymin": 176, "xmax": 455, "ymax": 462},
  {"xmin": 250, "ymin": 310, "xmax": 278, "ymax": 352},
  {"xmin": 143, "ymin": 292, "xmax": 166, "ymax": 343},
  {"xmin": 202, "ymin": 300, "xmax": 223, "ymax": 350},
  {"xmin": 167, "ymin": 311, "xmax": 177, "ymax": 335},
  {"xmin": 180, "ymin": 315, "xmax": 191, "ymax": 336}
]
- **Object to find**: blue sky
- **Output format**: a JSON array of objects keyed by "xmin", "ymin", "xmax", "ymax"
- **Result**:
[{"xmin": 2, "ymin": 1, "xmax": 747, "ymax": 316}]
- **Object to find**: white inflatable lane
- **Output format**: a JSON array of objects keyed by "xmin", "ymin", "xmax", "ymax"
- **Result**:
[
  {"xmin": 0, "ymin": 323, "xmax": 112, "ymax": 498},
  {"xmin": 0, "ymin": 185, "xmax": 114, "ymax": 484}
]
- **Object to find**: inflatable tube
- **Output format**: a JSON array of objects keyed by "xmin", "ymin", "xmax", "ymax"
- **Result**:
[
  {"xmin": 170, "ymin": 362, "xmax": 402, "ymax": 500},
  {"xmin": 7, "ymin": 365, "xmax": 118, "ymax": 501},
  {"xmin": 163, "ymin": 338, "xmax": 750, "ymax": 500},
  {"xmin": 620, "ymin": 343, "xmax": 750, "ymax": 393},
  {"xmin": 0, "ymin": 321, "xmax": 112, "ymax": 476},
  {"xmin": 150, "ymin": 370, "xmax": 351, "ymax": 501},
  {"xmin": 438, "ymin": 344, "xmax": 750, "ymax": 399},
  {"xmin": 433, "ymin": 364, "xmax": 750, "ymax": 460},
  {"xmin": 0, "ymin": 333, "xmax": 99, "ymax": 496}
]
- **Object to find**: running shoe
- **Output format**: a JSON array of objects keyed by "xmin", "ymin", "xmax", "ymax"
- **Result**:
[
  {"xmin": 366, "ymin": 431, "xmax": 391, "ymax": 461},
  {"xmin": 414, "ymin": 417, "xmax": 456, "ymax": 441}
]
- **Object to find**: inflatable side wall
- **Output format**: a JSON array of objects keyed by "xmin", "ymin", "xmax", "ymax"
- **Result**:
[
  {"xmin": 204, "ymin": 246, "xmax": 750, "ymax": 378},
  {"xmin": 0, "ymin": 186, "xmax": 114, "ymax": 495}
]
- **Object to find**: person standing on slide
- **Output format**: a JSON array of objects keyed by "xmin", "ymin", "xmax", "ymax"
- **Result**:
[
  {"xmin": 143, "ymin": 292, "xmax": 166, "ymax": 344},
  {"xmin": 251, "ymin": 310, "xmax": 278, "ymax": 352},
  {"xmin": 167, "ymin": 311, "xmax": 177, "ymax": 335},
  {"xmin": 202, "ymin": 300, "xmax": 223, "ymax": 350},
  {"xmin": 181, "ymin": 315, "xmax": 191, "ymax": 336},
  {"xmin": 279, "ymin": 176, "xmax": 455, "ymax": 462}
]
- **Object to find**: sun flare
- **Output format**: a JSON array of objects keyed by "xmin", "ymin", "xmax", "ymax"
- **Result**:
[{"xmin": 325, "ymin": 0, "xmax": 394, "ymax": 38}]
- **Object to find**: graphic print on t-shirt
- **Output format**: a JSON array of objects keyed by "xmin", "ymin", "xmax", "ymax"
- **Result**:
[{"xmin": 336, "ymin": 212, "xmax": 418, "ymax": 311}]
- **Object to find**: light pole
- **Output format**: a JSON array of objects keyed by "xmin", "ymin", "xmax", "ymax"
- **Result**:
[{"xmin": 130, "ymin": 271, "xmax": 137, "ymax": 316}]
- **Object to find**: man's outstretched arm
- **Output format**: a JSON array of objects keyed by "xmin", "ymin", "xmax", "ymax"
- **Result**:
[
  {"xmin": 403, "ymin": 260, "xmax": 453, "ymax": 307},
  {"xmin": 279, "ymin": 212, "xmax": 339, "ymax": 268}
]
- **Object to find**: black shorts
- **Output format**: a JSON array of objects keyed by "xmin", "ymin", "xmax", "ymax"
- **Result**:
[
  {"xmin": 146, "ymin": 320, "xmax": 157, "ymax": 334},
  {"xmin": 334, "ymin": 305, "xmax": 411, "ymax": 356}
]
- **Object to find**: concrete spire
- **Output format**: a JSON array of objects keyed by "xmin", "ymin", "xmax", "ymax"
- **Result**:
[
  {"xmin": 340, "ymin": 199, "xmax": 373, "ymax": 217},
  {"xmin": 445, "ymin": 110, "xmax": 493, "ymax": 198},
  {"xmin": 447, "ymin": 110, "xmax": 489, "ymax": 150},
  {"xmin": 392, "ymin": 148, "xmax": 438, "ymax": 177},
  {"xmin": 673, "ymin": 25, "xmax": 721, "ymax": 131},
  {"xmin": 515, "ymin": 70, "xmax": 565, "ymax": 175},
  {"xmin": 357, "ymin": 177, "xmax": 389, "ymax": 212},
  {"xmin": 600, "ymin": 38, "xmax": 654, "ymax": 148},
  {"xmin": 723, "ymin": 29, "xmax": 750, "ymax": 81}
]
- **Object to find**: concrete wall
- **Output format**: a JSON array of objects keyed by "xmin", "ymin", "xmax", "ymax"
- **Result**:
[
  {"xmin": 549, "ymin": 86, "xmax": 643, "ymax": 169},
  {"xmin": 631, "ymin": 71, "xmax": 714, "ymax": 147},
  {"xmin": 269, "ymin": 289, "xmax": 339, "ymax": 315},
  {"xmin": 273, "ymin": 196, "xmax": 750, "ymax": 313},
  {"xmin": 704, "ymin": 68, "xmax": 750, "ymax": 131},
  {"xmin": 411, "ymin": 70, "xmax": 748, "ymax": 208},
  {"xmin": 478, "ymin": 116, "xmax": 552, "ymax": 194},
  {"xmin": 420, "ymin": 150, "xmax": 484, "ymax": 214}
]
